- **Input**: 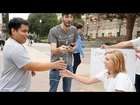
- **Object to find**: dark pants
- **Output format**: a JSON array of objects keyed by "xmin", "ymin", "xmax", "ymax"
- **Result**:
[
  {"xmin": 135, "ymin": 74, "xmax": 140, "ymax": 92},
  {"xmin": 73, "ymin": 53, "xmax": 81, "ymax": 74},
  {"xmin": 0, "ymin": 40, "xmax": 5, "ymax": 46}
]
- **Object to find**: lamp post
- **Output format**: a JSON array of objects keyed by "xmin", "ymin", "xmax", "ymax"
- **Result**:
[
  {"xmin": 38, "ymin": 19, "xmax": 42, "ymax": 42},
  {"xmin": 118, "ymin": 19, "xmax": 123, "ymax": 37},
  {"xmin": 86, "ymin": 22, "xmax": 89, "ymax": 38}
]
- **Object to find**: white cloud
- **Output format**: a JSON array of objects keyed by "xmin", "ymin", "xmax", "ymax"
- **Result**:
[{"xmin": 9, "ymin": 13, "xmax": 30, "ymax": 20}]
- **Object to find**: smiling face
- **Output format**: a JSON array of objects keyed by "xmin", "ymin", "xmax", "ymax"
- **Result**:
[{"xmin": 11, "ymin": 24, "xmax": 29, "ymax": 44}]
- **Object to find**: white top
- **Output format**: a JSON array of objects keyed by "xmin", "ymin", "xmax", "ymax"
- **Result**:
[
  {"xmin": 131, "ymin": 37, "xmax": 140, "ymax": 75},
  {"xmin": 95, "ymin": 70, "xmax": 134, "ymax": 92}
]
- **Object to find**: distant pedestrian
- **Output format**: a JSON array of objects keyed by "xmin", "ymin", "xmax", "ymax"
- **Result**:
[
  {"xmin": 73, "ymin": 24, "xmax": 84, "ymax": 74},
  {"xmin": 27, "ymin": 33, "xmax": 33, "ymax": 46},
  {"xmin": 0, "ymin": 30, "xmax": 6, "ymax": 50}
]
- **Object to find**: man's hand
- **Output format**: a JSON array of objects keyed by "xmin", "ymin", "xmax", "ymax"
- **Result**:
[
  {"xmin": 53, "ymin": 59, "xmax": 66, "ymax": 70},
  {"xmin": 100, "ymin": 44, "xmax": 109, "ymax": 49},
  {"xmin": 134, "ymin": 46, "xmax": 140, "ymax": 52},
  {"xmin": 67, "ymin": 45, "xmax": 75, "ymax": 52},
  {"xmin": 58, "ymin": 45, "xmax": 68, "ymax": 54}
]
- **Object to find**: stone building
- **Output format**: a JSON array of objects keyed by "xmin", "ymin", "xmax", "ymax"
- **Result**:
[{"xmin": 82, "ymin": 14, "xmax": 140, "ymax": 39}]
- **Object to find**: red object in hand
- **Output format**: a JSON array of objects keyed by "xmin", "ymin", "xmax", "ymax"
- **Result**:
[{"xmin": 135, "ymin": 53, "xmax": 140, "ymax": 59}]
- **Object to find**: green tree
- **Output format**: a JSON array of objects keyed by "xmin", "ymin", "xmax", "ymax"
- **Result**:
[
  {"xmin": 57, "ymin": 13, "xmax": 85, "ymax": 26},
  {"xmin": 27, "ymin": 13, "xmax": 59, "ymax": 38},
  {"xmin": 73, "ymin": 13, "xmax": 85, "ymax": 26},
  {"xmin": 2, "ymin": 13, "xmax": 9, "ymax": 33},
  {"xmin": 2, "ymin": 13, "xmax": 9, "ymax": 39}
]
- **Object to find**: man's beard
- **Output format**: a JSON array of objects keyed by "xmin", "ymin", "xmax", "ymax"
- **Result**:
[{"xmin": 64, "ymin": 22, "xmax": 71, "ymax": 27}]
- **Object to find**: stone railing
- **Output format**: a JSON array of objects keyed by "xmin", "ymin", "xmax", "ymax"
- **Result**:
[
  {"xmin": 97, "ymin": 36, "xmax": 126, "ymax": 41},
  {"xmin": 96, "ymin": 37, "xmax": 126, "ymax": 44}
]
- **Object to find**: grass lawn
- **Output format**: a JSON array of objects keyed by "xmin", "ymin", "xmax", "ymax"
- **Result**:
[{"xmin": 40, "ymin": 39, "xmax": 47, "ymax": 43}]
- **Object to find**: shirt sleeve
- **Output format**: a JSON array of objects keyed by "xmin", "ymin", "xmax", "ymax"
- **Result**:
[
  {"xmin": 114, "ymin": 73, "xmax": 133, "ymax": 91},
  {"xmin": 48, "ymin": 28, "xmax": 57, "ymax": 44},
  {"xmin": 95, "ymin": 70, "xmax": 106, "ymax": 82},
  {"xmin": 10, "ymin": 46, "xmax": 31, "ymax": 69},
  {"xmin": 131, "ymin": 37, "xmax": 140, "ymax": 47}
]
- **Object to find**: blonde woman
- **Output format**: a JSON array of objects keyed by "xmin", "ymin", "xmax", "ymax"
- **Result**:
[{"xmin": 59, "ymin": 49, "xmax": 134, "ymax": 92}]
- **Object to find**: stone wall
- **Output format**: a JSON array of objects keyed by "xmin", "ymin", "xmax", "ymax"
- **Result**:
[{"xmin": 82, "ymin": 40, "xmax": 118, "ymax": 48}]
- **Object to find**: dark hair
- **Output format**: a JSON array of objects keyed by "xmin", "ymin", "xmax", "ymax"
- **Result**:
[
  {"xmin": 8, "ymin": 17, "xmax": 30, "ymax": 35},
  {"xmin": 75, "ymin": 24, "xmax": 83, "ymax": 30},
  {"xmin": 62, "ymin": 13, "xmax": 74, "ymax": 16}
]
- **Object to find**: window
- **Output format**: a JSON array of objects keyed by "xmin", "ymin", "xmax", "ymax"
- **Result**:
[{"xmin": 102, "ymin": 20, "xmax": 106, "ymax": 29}]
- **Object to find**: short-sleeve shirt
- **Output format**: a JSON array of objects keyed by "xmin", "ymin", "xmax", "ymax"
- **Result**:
[
  {"xmin": 48, "ymin": 24, "xmax": 78, "ymax": 65},
  {"xmin": 95, "ymin": 69, "xmax": 134, "ymax": 92},
  {"xmin": 131, "ymin": 37, "xmax": 140, "ymax": 75},
  {"xmin": 0, "ymin": 37, "xmax": 32, "ymax": 92}
]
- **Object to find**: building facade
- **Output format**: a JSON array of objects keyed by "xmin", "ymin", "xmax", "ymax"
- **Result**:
[{"xmin": 82, "ymin": 15, "xmax": 140, "ymax": 39}]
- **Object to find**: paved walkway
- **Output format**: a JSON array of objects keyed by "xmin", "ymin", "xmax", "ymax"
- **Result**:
[
  {"xmin": 0, "ymin": 41, "xmax": 136, "ymax": 92},
  {"xmin": 23, "ymin": 42, "xmax": 104, "ymax": 92}
]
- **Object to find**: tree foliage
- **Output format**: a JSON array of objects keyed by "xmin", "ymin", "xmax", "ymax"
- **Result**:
[
  {"xmin": 27, "ymin": 13, "xmax": 85, "ymax": 38},
  {"xmin": 2, "ymin": 13, "xmax": 9, "ymax": 33},
  {"xmin": 73, "ymin": 13, "xmax": 85, "ymax": 26},
  {"xmin": 27, "ymin": 13, "xmax": 59, "ymax": 37},
  {"xmin": 58, "ymin": 13, "xmax": 85, "ymax": 26}
]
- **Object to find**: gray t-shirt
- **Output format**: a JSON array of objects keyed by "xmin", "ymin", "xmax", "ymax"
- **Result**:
[
  {"xmin": 131, "ymin": 37, "xmax": 140, "ymax": 74},
  {"xmin": 0, "ymin": 37, "xmax": 32, "ymax": 92},
  {"xmin": 48, "ymin": 25, "xmax": 78, "ymax": 65}
]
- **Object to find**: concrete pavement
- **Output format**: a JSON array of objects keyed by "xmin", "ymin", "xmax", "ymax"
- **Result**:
[
  {"xmin": 23, "ymin": 42, "xmax": 104, "ymax": 92},
  {"xmin": 0, "ymin": 41, "xmax": 135, "ymax": 92}
]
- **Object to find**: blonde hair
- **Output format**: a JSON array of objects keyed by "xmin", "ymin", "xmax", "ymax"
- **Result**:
[{"xmin": 105, "ymin": 49, "xmax": 126, "ymax": 77}]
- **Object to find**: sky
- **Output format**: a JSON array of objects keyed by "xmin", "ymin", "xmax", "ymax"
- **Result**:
[{"xmin": 9, "ymin": 13, "xmax": 30, "ymax": 20}]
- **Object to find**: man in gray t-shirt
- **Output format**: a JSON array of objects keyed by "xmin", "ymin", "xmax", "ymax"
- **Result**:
[
  {"xmin": 0, "ymin": 17, "xmax": 66, "ymax": 92},
  {"xmin": 48, "ymin": 13, "xmax": 78, "ymax": 92},
  {"xmin": 0, "ymin": 38, "xmax": 32, "ymax": 91}
]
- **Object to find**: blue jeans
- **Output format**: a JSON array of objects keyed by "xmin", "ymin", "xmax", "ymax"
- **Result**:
[{"xmin": 49, "ymin": 65, "xmax": 73, "ymax": 92}]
